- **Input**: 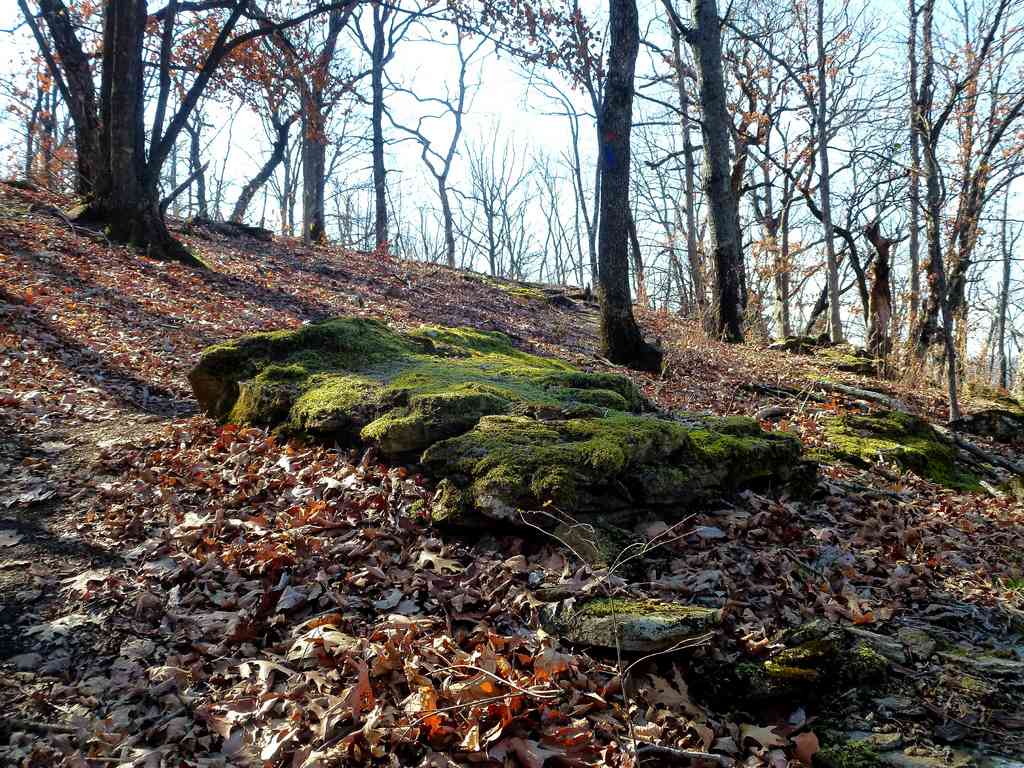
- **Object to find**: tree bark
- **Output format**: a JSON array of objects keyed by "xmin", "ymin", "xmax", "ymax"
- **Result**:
[
  {"xmin": 301, "ymin": 118, "xmax": 327, "ymax": 243},
  {"xmin": 864, "ymin": 221, "xmax": 895, "ymax": 359},
  {"xmin": 915, "ymin": 0, "xmax": 961, "ymax": 420},
  {"xmin": 22, "ymin": 0, "xmax": 104, "ymax": 196},
  {"xmin": 596, "ymin": 0, "xmax": 662, "ymax": 372},
  {"xmin": 685, "ymin": 0, "xmax": 744, "ymax": 342},
  {"xmin": 996, "ymin": 189, "xmax": 1011, "ymax": 388},
  {"xmin": 907, "ymin": 0, "xmax": 922, "ymax": 331},
  {"xmin": 816, "ymin": 0, "xmax": 843, "ymax": 343},
  {"xmin": 185, "ymin": 120, "xmax": 208, "ymax": 220},
  {"xmin": 669, "ymin": 23, "xmax": 705, "ymax": 320},
  {"xmin": 371, "ymin": 2, "xmax": 389, "ymax": 249}
]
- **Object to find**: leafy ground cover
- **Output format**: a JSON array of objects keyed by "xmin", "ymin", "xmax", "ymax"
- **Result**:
[{"xmin": 2, "ymin": 182, "xmax": 1023, "ymax": 767}]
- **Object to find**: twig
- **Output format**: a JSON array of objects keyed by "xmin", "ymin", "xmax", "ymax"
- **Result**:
[
  {"xmin": 633, "ymin": 740, "xmax": 733, "ymax": 766},
  {"xmin": 812, "ymin": 380, "xmax": 910, "ymax": 412},
  {"xmin": 938, "ymin": 426, "xmax": 1024, "ymax": 475},
  {"xmin": 425, "ymin": 664, "xmax": 562, "ymax": 699},
  {"xmin": 5, "ymin": 718, "xmax": 79, "ymax": 734}
]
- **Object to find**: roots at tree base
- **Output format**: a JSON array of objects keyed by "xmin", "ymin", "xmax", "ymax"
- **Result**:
[{"xmin": 70, "ymin": 199, "xmax": 208, "ymax": 269}]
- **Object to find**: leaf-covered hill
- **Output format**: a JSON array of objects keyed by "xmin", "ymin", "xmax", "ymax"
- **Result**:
[{"xmin": 2, "ymin": 183, "xmax": 1023, "ymax": 767}]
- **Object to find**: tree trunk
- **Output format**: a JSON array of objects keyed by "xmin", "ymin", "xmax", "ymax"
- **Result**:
[
  {"xmin": 907, "ymin": 0, "xmax": 922, "ymax": 331},
  {"xmin": 232, "ymin": 115, "xmax": 293, "ymax": 224},
  {"xmin": 671, "ymin": 26, "xmax": 705, "ymax": 320},
  {"xmin": 627, "ymin": 211, "xmax": 649, "ymax": 308},
  {"xmin": 864, "ymin": 221, "xmax": 895, "ymax": 359},
  {"xmin": 185, "ymin": 120, "xmax": 208, "ymax": 220},
  {"xmin": 915, "ymin": 0, "xmax": 961, "ymax": 420},
  {"xmin": 689, "ymin": 0, "xmax": 744, "ymax": 342},
  {"xmin": 776, "ymin": 205, "xmax": 792, "ymax": 338},
  {"xmin": 816, "ymin": 0, "xmax": 843, "ymax": 343},
  {"xmin": 24, "ymin": 0, "xmax": 104, "ymax": 196},
  {"xmin": 371, "ymin": 3, "xmax": 389, "ymax": 249},
  {"xmin": 438, "ymin": 177, "xmax": 456, "ymax": 268},
  {"xmin": 301, "ymin": 109, "xmax": 327, "ymax": 244},
  {"xmin": 996, "ymin": 189, "xmax": 1011, "ymax": 388},
  {"xmin": 596, "ymin": 0, "xmax": 662, "ymax": 372}
]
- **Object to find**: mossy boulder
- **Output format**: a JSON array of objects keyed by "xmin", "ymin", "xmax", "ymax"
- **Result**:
[
  {"xmin": 950, "ymin": 388, "xmax": 1024, "ymax": 444},
  {"xmin": 769, "ymin": 334, "xmax": 831, "ymax": 354},
  {"xmin": 819, "ymin": 345, "xmax": 880, "ymax": 375},
  {"xmin": 769, "ymin": 337, "xmax": 878, "ymax": 375},
  {"xmin": 189, "ymin": 318, "xmax": 643, "ymax": 454},
  {"xmin": 423, "ymin": 412, "xmax": 803, "ymax": 524},
  {"xmin": 822, "ymin": 410, "xmax": 979, "ymax": 489},
  {"xmin": 190, "ymin": 317, "xmax": 808, "ymax": 524},
  {"xmin": 548, "ymin": 598, "xmax": 722, "ymax": 652},
  {"xmin": 732, "ymin": 621, "xmax": 888, "ymax": 702}
]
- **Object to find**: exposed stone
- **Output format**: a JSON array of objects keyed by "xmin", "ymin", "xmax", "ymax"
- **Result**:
[
  {"xmin": 769, "ymin": 334, "xmax": 832, "ymax": 354},
  {"xmin": 844, "ymin": 627, "xmax": 907, "ymax": 664},
  {"xmin": 949, "ymin": 385, "xmax": 1024, "ymax": 443},
  {"xmin": 845, "ymin": 731, "xmax": 904, "ymax": 752},
  {"xmin": 10, "ymin": 652, "xmax": 41, "ymax": 672},
  {"xmin": 425, "ymin": 412, "xmax": 803, "ymax": 524},
  {"xmin": 191, "ymin": 318, "xmax": 808, "ymax": 525},
  {"xmin": 881, "ymin": 749, "xmax": 975, "ymax": 768},
  {"xmin": 897, "ymin": 628, "xmax": 937, "ymax": 660},
  {"xmin": 547, "ymin": 598, "xmax": 721, "ymax": 652},
  {"xmin": 551, "ymin": 519, "xmax": 640, "ymax": 571},
  {"xmin": 819, "ymin": 345, "xmax": 880, "ymax": 375},
  {"xmin": 733, "ymin": 621, "xmax": 888, "ymax": 702},
  {"xmin": 950, "ymin": 410, "xmax": 1024, "ymax": 443},
  {"xmin": 873, "ymin": 696, "xmax": 926, "ymax": 718},
  {"xmin": 937, "ymin": 650, "xmax": 1024, "ymax": 676}
]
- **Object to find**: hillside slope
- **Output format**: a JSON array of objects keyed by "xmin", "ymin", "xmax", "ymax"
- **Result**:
[{"xmin": 2, "ymin": 183, "xmax": 1023, "ymax": 767}]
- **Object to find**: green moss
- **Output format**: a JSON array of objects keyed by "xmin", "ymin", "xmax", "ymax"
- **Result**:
[
  {"xmin": 191, "ymin": 317, "xmax": 645, "ymax": 454},
  {"xmin": 580, "ymin": 598, "xmax": 716, "ymax": 621},
  {"xmin": 823, "ymin": 410, "xmax": 979, "ymax": 489},
  {"xmin": 735, "ymin": 625, "xmax": 887, "ymax": 701},
  {"xmin": 423, "ymin": 412, "xmax": 803, "ymax": 520},
  {"xmin": 477, "ymin": 275, "xmax": 548, "ymax": 302},
  {"xmin": 845, "ymin": 641, "xmax": 889, "ymax": 683},
  {"xmin": 192, "ymin": 317, "xmax": 808, "ymax": 524},
  {"xmin": 551, "ymin": 598, "xmax": 722, "ymax": 651},
  {"xmin": 818, "ymin": 346, "xmax": 879, "ymax": 375},
  {"xmin": 813, "ymin": 743, "xmax": 882, "ymax": 768}
]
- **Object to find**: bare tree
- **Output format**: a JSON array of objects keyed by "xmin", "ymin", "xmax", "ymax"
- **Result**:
[
  {"xmin": 664, "ymin": 0, "xmax": 745, "ymax": 342},
  {"xmin": 387, "ymin": 35, "xmax": 484, "ymax": 267},
  {"xmin": 595, "ymin": 0, "xmax": 663, "ymax": 370}
]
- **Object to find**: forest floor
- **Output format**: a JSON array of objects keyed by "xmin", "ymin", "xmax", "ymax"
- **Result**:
[{"xmin": 1, "ymin": 181, "xmax": 1023, "ymax": 768}]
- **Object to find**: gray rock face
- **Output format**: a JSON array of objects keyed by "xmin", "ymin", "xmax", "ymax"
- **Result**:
[
  {"xmin": 546, "ymin": 598, "xmax": 722, "ymax": 652},
  {"xmin": 950, "ymin": 409, "xmax": 1024, "ymax": 443}
]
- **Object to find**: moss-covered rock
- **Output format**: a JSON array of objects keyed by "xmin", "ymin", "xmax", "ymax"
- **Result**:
[
  {"xmin": 548, "ymin": 598, "xmax": 722, "ymax": 652},
  {"xmin": 190, "ymin": 318, "xmax": 643, "ymax": 452},
  {"xmin": 949, "ymin": 391, "xmax": 1024, "ymax": 443},
  {"xmin": 814, "ymin": 742, "xmax": 883, "ymax": 768},
  {"xmin": 822, "ymin": 410, "xmax": 979, "ymax": 489},
  {"xmin": 422, "ymin": 412, "xmax": 803, "ymax": 523},
  {"xmin": 191, "ymin": 317, "xmax": 808, "ymax": 524},
  {"xmin": 732, "ymin": 621, "xmax": 888, "ymax": 702},
  {"xmin": 768, "ymin": 337, "xmax": 878, "ymax": 374},
  {"xmin": 819, "ymin": 345, "xmax": 880, "ymax": 376}
]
